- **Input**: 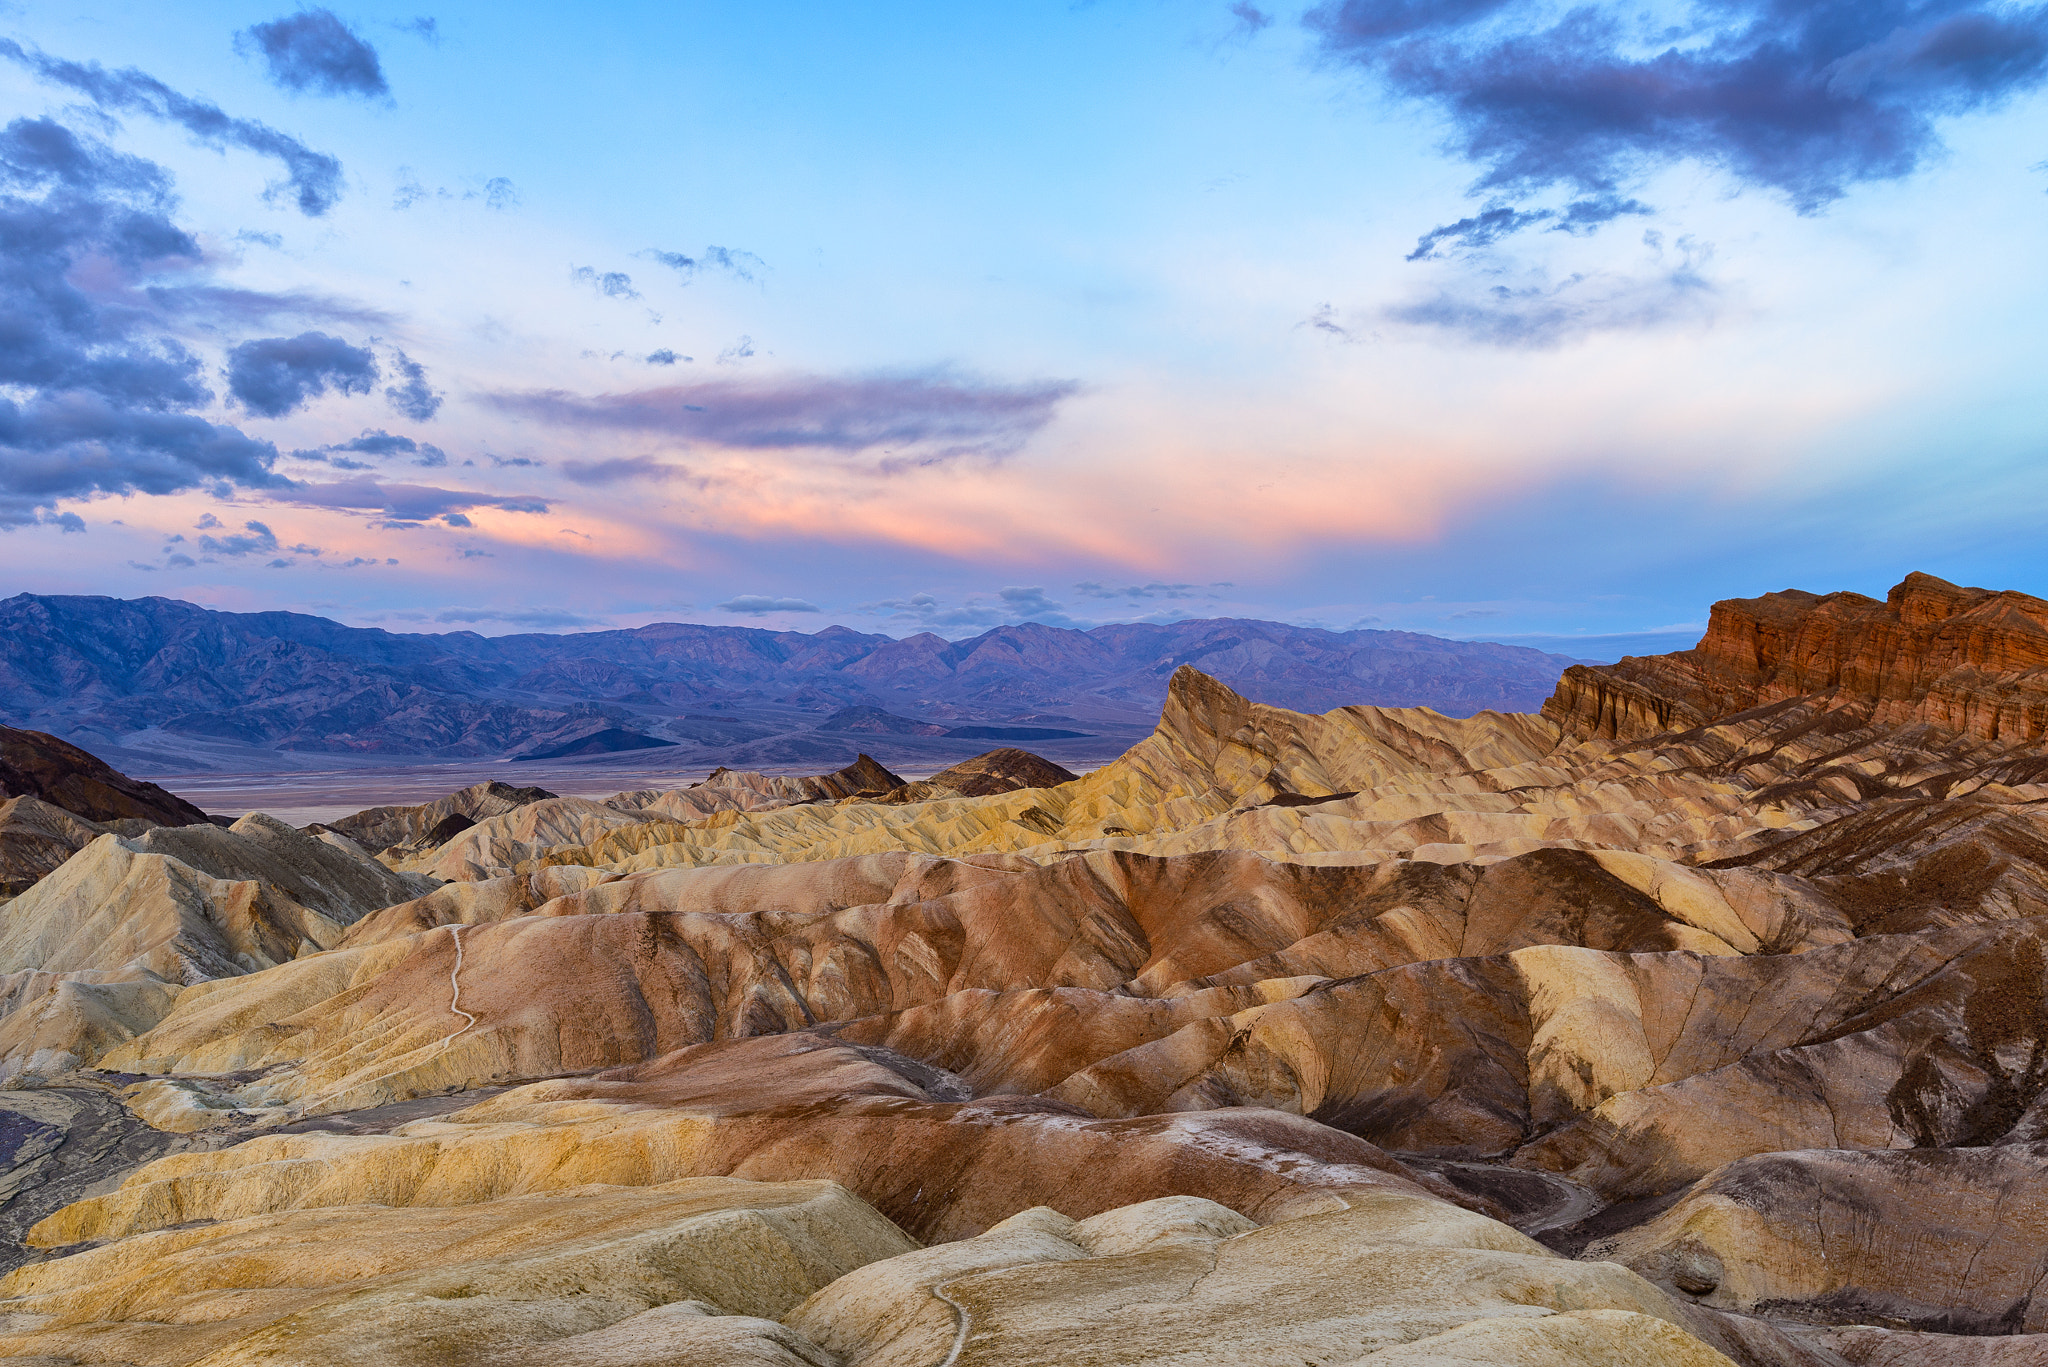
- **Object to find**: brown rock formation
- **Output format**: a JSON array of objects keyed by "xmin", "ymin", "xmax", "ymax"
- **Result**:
[
  {"xmin": 0, "ymin": 725, "xmax": 209, "ymax": 826},
  {"xmin": 1546, "ymin": 572, "xmax": 2048, "ymax": 745}
]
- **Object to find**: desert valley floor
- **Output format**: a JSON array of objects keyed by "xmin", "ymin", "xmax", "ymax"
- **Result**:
[{"xmin": 0, "ymin": 573, "xmax": 2046, "ymax": 1365}]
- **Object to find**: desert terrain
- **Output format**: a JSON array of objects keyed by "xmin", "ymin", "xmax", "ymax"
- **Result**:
[{"xmin": 0, "ymin": 572, "xmax": 2044, "ymax": 1365}]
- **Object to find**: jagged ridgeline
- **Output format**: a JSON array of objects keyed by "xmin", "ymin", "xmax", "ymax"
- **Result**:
[{"xmin": 1, "ymin": 573, "xmax": 2047, "ymax": 1365}]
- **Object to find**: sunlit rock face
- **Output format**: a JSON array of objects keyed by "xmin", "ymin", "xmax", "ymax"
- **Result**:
[{"xmin": 4, "ymin": 573, "xmax": 2048, "ymax": 1365}]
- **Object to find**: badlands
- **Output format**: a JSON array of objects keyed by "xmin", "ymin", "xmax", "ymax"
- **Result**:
[{"xmin": 0, "ymin": 572, "xmax": 2045, "ymax": 1364}]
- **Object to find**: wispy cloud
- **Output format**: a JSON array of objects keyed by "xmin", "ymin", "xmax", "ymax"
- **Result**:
[
  {"xmin": 718, "ymin": 594, "xmax": 820, "ymax": 615},
  {"xmin": 0, "ymin": 39, "xmax": 345, "ymax": 214},
  {"xmin": 484, "ymin": 369, "xmax": 1080, "ymax": 465}
]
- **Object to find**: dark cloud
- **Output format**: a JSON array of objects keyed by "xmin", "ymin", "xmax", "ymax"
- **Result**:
[
  {"xmin": 0, "ymin": 116, "xmax": 226, "ymax": 481},
  {"xmin": 440, "ymin": 512, "xmax": 471, "ymax": 527},
  {"xmin": 241, "ymin": 9, "xmax": 389, "ymax": 99},
  {"xmin": 488, "ymin": 454, "xmax": 543, "ymax": 468},
  {"xmin": 0, "ymin": 39, "xmax": 345, "ymax": 215},
  {"xmin": 294, "ymin": 429, "xmax": 448, "ymax": 467},
  {"xmin": 1309, "ymin": 0, "xmax": 2048, "ymax": 212},
  {"xmin": 226, "ymin": 331, "xmax": 379, "ymax": 417},
  {"xmin": 571, "ymin": 266, "xmax": 639, "ymax": 299},
  {"xmin": 197, "ymin": 518, "xmax": 279, "ymax": 556},
  {"xmin": 272, "ymin": 479, "xmax": 550, "ymax": 520},
  {"xmin": 483, "ymin": 370, "xmax": 1081, "ymax": 465},
  {"xmin": 384, "ymin": 350, "xmax": 442, "ymax": 420},
  {"xmin": 718, "ymin": 595, "xmax": 821, "ymax": 615},
  {"xmin": 646, "ymin": 349, "xmax": 687, "ymax": 365},
  {"xmin": 641, "ymin": 245, "xmax": 766, "ymax": 283}
]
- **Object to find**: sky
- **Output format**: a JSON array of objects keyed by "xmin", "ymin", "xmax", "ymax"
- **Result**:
[{"xmin": 0, "ymin": 0, "xmax": 2043, "ymax": 654}]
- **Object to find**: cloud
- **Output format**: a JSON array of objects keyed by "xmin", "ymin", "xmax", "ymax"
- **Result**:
[
  {"xmin": 240, "ymin": 9, "xmax": 389, "ymax": 99},
  {"xmin": 571, "ymin": 265, "xmax": 639, "ymax": 299},
  {"xmin": 272, "ymin": 479, "xmax": 550, "ymax": 520},
  {"xmin": 1384, "ymin": 239, "xmax": 1718, "ymax": 347},
  {"xmin": 1309, "ymin": 0, "xmax": 2048, "ymax": 213},
  {"xmin": 1073, "ymin": 581, "xmax": 1218, "ymax": 600},
  {"xmin": 646, "ymin": 349, "xmax": 688, "ymax": 365},
  {"xmin": 0, "ymin": 39, "xmax": 345, "ymax": 215},
  {"xmin": 718, "ymin": 595, "xmax": 821, "ymax": 615},
  {"xmin": 484, "ymin": 370, "xmax": 1080, "ymax": 465},
  {"xmin": 393, "ymin": 170, "xmax": 519, "ymax": 211},
  {"xmin": 559, "ymin": 456, "xmax": 692, "ymax": 486},
  {"xmin": 1302, "ymin": 303, "xmax": 1358, "ymax": 342},
  {"xmin": 430, "ymin": 606, "xmax": 605, "ymax": 628},
  {"xmin": 142, "ymin": 284, "xmax": 394, "ymax": 330},
  {"xmin": 294, "ymin": 429, "xmax": 448, "ymax": 467},
  {"xmin": 642, "ymin": 245, "xmax": 766, "ymax": 284},
  {"xmin": 197, "ymin": 518, "xmax": 279, "ymax": 556},
  {"xmin": 1406, "ymin": 196, "xmax": 1655, "ymax": 260},
  {"xmin": 226, "ymin": 331, "xmax": 379, "ymax": 417},
  {"xmin": 862, "ymin": 587, "xmax": 1090, "ymax": 631},
  {"xmin": 384, "ymin": 350, "xmax": 442, "ymax": 420},
  {"xmin": 717, "ymin": 336, "xmax": 756, "ymax": 364},
  {"xmin": 1229, "ymin": 3, "xmax": 1273, "ymax": 36},
  {"xmin": 440, "ymin": 512, "xmax": 471, "ymax": 527}
]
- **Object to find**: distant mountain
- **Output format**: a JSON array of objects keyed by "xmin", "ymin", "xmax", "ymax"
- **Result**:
[{"xmin": 0, "ymin": 594, "xmax": 1593, "ymax": 768}]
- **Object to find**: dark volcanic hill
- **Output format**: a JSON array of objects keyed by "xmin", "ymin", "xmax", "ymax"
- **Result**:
[{"xmin": 0, "ymin": 594, "xmax": 1596, "ymax": 767}]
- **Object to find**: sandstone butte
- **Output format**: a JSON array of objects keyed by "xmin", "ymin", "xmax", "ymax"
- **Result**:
[{"xmin": 0, "ymin": 572, "xmax": 2045, "ymax": 1365}]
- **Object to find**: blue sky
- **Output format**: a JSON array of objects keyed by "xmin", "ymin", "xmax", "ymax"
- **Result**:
[{"xmin": 0, "ymin": 0, "xmax": 2043, "ymax": 652}]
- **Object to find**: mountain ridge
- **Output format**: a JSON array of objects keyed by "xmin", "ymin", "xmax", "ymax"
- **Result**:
[{"xmin": 0, "ymin": 593, "xmax": 1601, "ymax": 766}]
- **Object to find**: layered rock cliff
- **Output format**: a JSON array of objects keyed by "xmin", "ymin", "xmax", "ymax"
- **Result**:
[{"xmin": 1545, "ymin": 571, "xmax": 2048, "ymax": 745}]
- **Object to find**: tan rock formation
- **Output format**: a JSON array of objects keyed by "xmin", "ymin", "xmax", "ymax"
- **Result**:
[
  {"xmin": 0, "ymin": 795, "xmax": 104, "ymax": 898},
  {"xmin": 1590, "ymin": 1144, "xmax": 2048, "ymax": 1332},
  {"xmin": 321, "ymin": 779, "xmax": 557, "ymax": 855}
]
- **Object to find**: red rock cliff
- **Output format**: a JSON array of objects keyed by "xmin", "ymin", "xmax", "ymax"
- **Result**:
[{"xmin": 1543, "ymin": 572, "xmax": 2048, "ymax": 745}]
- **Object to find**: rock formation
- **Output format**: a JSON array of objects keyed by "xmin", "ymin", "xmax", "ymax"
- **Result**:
[
  {"xmin": 0, "ymin": 724, "xmax": 210, "ymax": 826},
  {"xmin": 1545, "ymin": 571, "xmax": 2048, "ymax": 745},
  {"xmin": 6, "ymin": 573, "xmax": 2048, "ymax": 1364}
]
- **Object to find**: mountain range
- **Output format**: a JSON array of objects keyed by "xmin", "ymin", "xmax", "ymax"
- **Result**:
[{"xmin": 0, "ymin": 594, "xmax": 1599, "ymax": 772}]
